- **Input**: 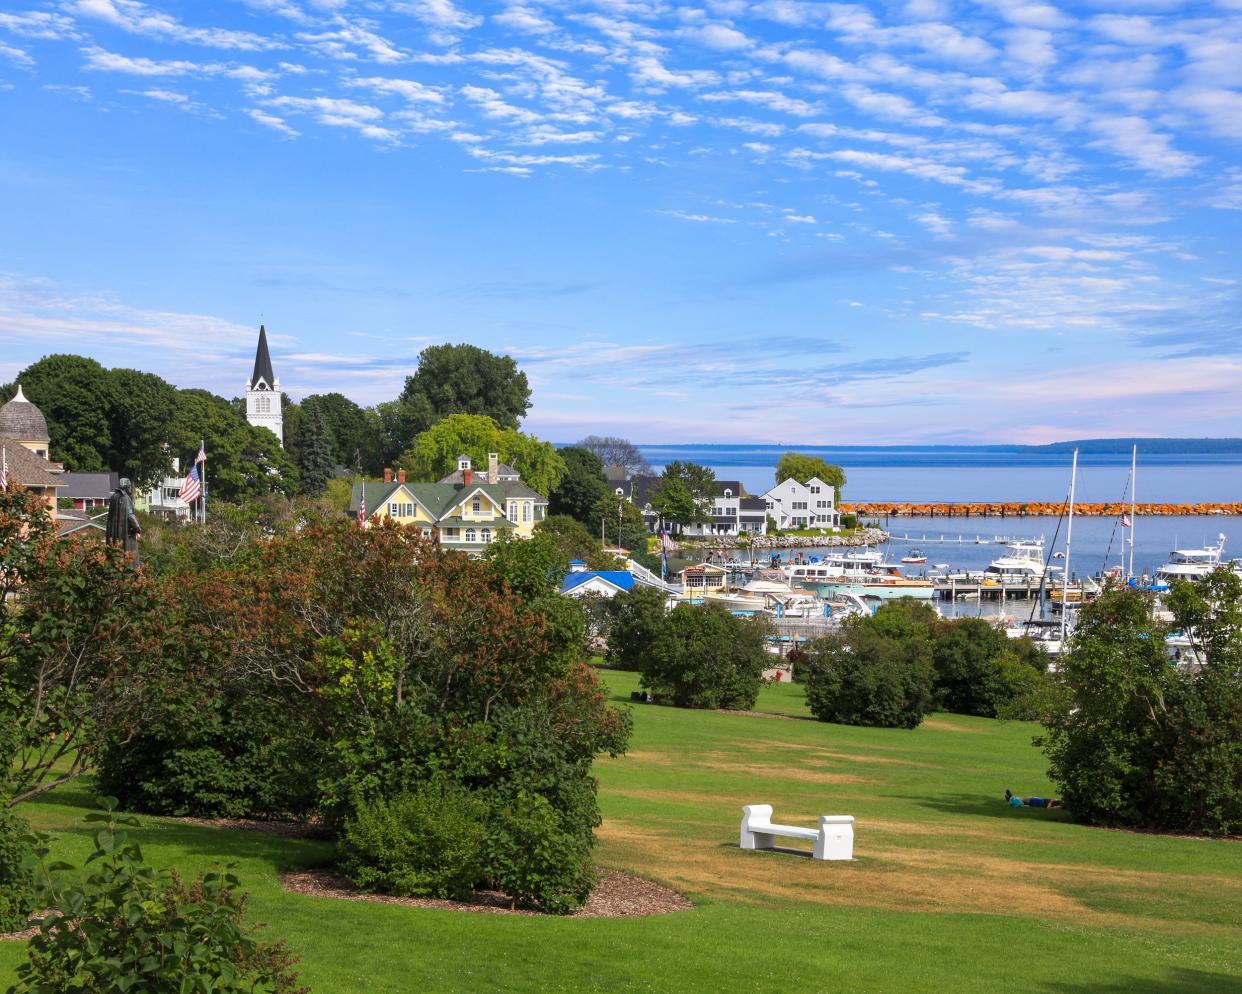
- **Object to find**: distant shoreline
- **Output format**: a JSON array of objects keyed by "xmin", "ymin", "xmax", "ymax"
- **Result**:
[{"xmin": 845, "ymin": 502, "xmax": 1242, "ymax": 518}]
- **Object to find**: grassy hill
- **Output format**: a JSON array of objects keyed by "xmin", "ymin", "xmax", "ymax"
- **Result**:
[{"xmin": 3, "ymin": 670, "xmax": 1239, "ymax": 993}]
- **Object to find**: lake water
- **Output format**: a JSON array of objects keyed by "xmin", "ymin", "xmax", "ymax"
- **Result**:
[{"xmin": 635, "ymin": 443, "xmax": 1242, "ymax": 576}]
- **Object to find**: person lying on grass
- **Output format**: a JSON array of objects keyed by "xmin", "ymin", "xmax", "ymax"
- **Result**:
[{"xmin": 1005, "ymin": 789, "xmax": 1063, "ymax": 810}]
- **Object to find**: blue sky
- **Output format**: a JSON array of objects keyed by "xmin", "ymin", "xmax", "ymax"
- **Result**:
[{"xmin": 1, "ymin": 0, "xmax": 1240, "ymax": 444}]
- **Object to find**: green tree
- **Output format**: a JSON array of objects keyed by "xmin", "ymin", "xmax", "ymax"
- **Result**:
[
  {"xmin": 803, "ymin": 600, "xmax": 935, "ymax": 728},
  {"xmin": 302, "ymin": 392, "xmax": 368, "ymax": 469},
  {"xmin": 281, "ymin": 393, "xmax": 302, "ymax": 461},
  {"xmin": 604, "ymin": 585, "xmax": 669, "ymax": 672},
  {"xmin": 399, "ymin": 413, "xmax": 566, "ymax": 496},
  {"xmin": 650, "ymin": 461, "xmax": 715, "ymax": 532},
  {"xmin": 1042, "ymin": 577, "xmax": 1242, "ymax": 834},
  {"xmin": 930, "ymin": 617, "xmax": 1048, "ymax": 718},
  {"xmin": 536, "ymin": 514, "xmax": 601, "ymax": 566},
  {"xmin": 401, "ymin": 343, "xmax": 531, "ymax": 430},
  {"xmin": 11, "ymin": 354, "xmax": 112, "ymax": 470},
  {"xmin": 358, "ymin": 397, "xmax": 434, "ymax": 476},
  {"xmin": 775, "ymin": 452, "xmax": 847, "ymax": 500},
  {"xmin": 105, "ymin": 368, "xmax": 178, "ymax": 489},
  {"xmin": 170, "ymin": 389, "xmax": 299, "ymax": 501},
  {"xmin": 549, "ymin": 447, "xmax": 610, "ymax": 524},
  {"xmin": 296, "ymin": 406, "xmax": 336, "ymax": 498},
  {"xmin": 591, "ymin": 491, "xmax": 649, "ymax": 551},
  {"xmin": 638, "ymin": 603, "xmax": 769, "ymax": 710}
]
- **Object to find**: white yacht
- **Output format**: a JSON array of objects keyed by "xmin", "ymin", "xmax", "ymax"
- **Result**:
[
  {"xmin": 785, "ymin": 551, "xmax": 934, "ymax": 601},
  {"xmin": 1154, "ymin": 535, "xmax": 1226, "ymax": 585},
  {"xmin": 983, "ymin": 540, "xmax": 1050, "ymax": 582}
]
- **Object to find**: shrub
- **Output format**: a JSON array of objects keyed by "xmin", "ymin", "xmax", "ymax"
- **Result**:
[
  {"xmin": 839, "ymin": 512, "xmax": 858, "ymax": 530},
  {"xmin": 930, "ymin": 618, "xmax": 1049, "ymax": 718},
  {"xmin": 338, "ymin": 781, "xmax": 489, "ymax": 900},
  {"xmin": 605, "ymin": 585, "xmax": 669, "ymax": 671},
  {"xmin": 485, "ymin": 791, "xmax": 594, "ymax": 915},
  {"xmin": 97, "ymin": 693, "xmax": 322, "ymax": 821},
  {"xmin": 638, "ymin": 602, "xmax": 769, "ymax": 710},
  {"xmin": 0, "ymin": 805, "xmax": 36, "ymax": 933},
  {"xmin": 803, "ymin": 601, "xmax": 935, "ymax": 728},
  {"xmin": 11, "ymin": 800, "xmax": 305, "ymax": 994}
]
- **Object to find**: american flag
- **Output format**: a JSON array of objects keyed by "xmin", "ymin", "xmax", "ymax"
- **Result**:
[
  {"xmin": 1121, "ymin": 513, "xmax": 1132, "ymax": 527},
  {"xmin": 357, "ymin": 489, "xmax": 367, "ymax": 526},
  {"xmin": 180, "ymin": 463, "xmax": 202, "ymax": 504},
  {"xmin": 0, "ymin": 446, "xmax": 8, "ymax": 492},
  {"xmin": 195, "ymin": 443, "xmax": 206, "ymax": 465}
]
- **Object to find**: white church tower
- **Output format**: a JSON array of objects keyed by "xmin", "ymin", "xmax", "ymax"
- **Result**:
[{"xmin": 245, "ymin": 324, "xmax": 283, "ymax": 445}]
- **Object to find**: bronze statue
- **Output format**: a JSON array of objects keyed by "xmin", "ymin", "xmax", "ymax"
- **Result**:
[{"xmin": 105, "ymin": 477, "xmax": 142, "ymax": 564}]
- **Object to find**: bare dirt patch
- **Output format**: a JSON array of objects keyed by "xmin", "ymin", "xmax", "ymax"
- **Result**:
[
  {"xmin": 921, "ymin": 719, "xmax": 983, "ymax": 733},
  {"xmin": 167, "ymin": 816, "xmax": 321, "ymax": 838},
  {"xmin": 280, "ymin": 867, "xmax": 691, "ymax": 918}
]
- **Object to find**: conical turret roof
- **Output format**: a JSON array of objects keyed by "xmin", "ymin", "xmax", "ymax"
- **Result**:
[
  {"xmin": 250, "ymin": 324, "xmax": 276, "ymax": 389},
  {"xmin": 0, "ymin": 384, "xmax": 50, "ymax": 442}
]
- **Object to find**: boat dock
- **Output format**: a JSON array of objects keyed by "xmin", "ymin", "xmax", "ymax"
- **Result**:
[{"xmin": 932, "ymin": 576, "xmax": 1100, "ymax": 603}]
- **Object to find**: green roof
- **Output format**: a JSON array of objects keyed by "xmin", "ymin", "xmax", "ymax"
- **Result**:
[{"xmin": 350, "ymin": 480, "xmax": 546, "ymax": 518}]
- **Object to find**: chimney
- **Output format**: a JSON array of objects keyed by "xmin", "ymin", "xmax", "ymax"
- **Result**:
[
  {"xmin": 384, "ymin": 468, "xmax": 393, "ymax": 483},
  {"xmin": 463, "ymin": 466, "xmax": 472, "ymax": 486},
  {"xmin": 488, "ymin": 452, "xmax": 499, "ymax": 483},
  {"xmin": 397, "ymin": 468, "xmax": 407, "ymax": 484}
]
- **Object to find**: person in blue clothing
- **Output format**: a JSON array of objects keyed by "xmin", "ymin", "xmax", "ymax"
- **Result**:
[{"xmin": 1005, "ymin": 789, "xmax": 1063, "ymax": 810}]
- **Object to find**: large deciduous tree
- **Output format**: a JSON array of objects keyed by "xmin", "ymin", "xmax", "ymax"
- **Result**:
[
  {"xmin": 401, "ymin": 344, "xmax": 531, "ymax": 431},
  {"xmin": 650, "ymin": 460, "xmax": 715, "ymax": 532},
  {"xmin": 591, "ymin": 492, "xmax": 649, "ymax": 551},
  {"xmin": 400, "ymin": 414, "xmax": 566, "ymax": 496},
  {"xmin": 775, "ymin": 452, "xmax": 846, "ymax": 500},
  {"xmin": 576, "ymin": 436, "xmax": 651, "ymax": 476},
  {"xmin": 171, "ymin": 389, "xmax": 299, "ymax": 500},
  {"xmin": 105, "ymin": 368, "xmax": 178, "ymax": 489},
  {"xmin": 9, "ymin": 355, "xmax": 114, "ymax": 473},
  {"xmin": 548, "ymin": 446, "xmax": 609, "ymax": 524}
]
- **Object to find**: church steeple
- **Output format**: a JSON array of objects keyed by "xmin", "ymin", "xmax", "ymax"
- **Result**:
[
  {"xmin": 250, "ymin": 324, "xmax": 276, "ymax": 391},
  {"xmin": 244, "ymin": 324, "xmax": 284, "ymax": 446}
]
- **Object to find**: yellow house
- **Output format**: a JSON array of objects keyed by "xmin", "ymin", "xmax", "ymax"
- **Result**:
[{"xmin": 349, "ymin": 465, "xmax": 548, "ymax": 554}]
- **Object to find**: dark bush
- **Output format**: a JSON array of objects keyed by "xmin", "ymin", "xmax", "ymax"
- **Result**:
[
  {"xmin": 637, "ymin": 602, "xmax": 769, "ymax": 709},
  {"xmin": 0, "ymin": 805, "xmax": 36, "ymax": 933},
  {"xmin": 339, "ymin": 781, "xmax": 489, "ymax": 900},
  {"xmin": 605, "ymin": 585, "xmax": 669, "ymax": 671},
  {"xmin": 839, "ymin": 512, "xmax": 858, "ymax": 529},
  {"xmin": 97, "ymin": 692, "xmax": 322, "ymax": 821},
  {"xmin": 803, "ymin": 599, "xmax": 935, "ymax": 728},
  {"xmin": 931, "ymin": 617, "xmax": 1049, "ymax": 718}
]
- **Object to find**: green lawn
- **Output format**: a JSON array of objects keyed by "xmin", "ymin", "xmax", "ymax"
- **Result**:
[{"xmin": 4, "ymin": 671, "xmax": 1240, "ymax": 993}]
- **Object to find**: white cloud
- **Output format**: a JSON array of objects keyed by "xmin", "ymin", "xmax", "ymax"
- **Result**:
[
  {"xmin": 0, "ymin": 41, "xmax": 33, "ymax": 66},
  {"xmin": 69, "ymin": 0, "xmax": 281, "ymax": 51},
  {"xmin": 246, "ymin": 107, "xmax": 300, "ymax": 137}
]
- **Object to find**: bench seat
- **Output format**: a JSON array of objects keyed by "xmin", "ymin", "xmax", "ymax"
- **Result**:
[{"xmin": 739, "ymin": 804, "xmax": 854, "ymax": 861}]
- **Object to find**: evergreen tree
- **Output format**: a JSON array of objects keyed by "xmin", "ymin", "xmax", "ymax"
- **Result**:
[{"xmin": 296, "ymin": 407, "xmax": 336, "ymax": 498}]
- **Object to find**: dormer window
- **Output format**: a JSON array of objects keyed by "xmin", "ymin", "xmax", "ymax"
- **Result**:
[
  {"xmin": 615, "ymin": 487, "xmax": 624, "ymax": 496},
  {"xmin": 472, "ymin": 498, "xmax": 481, "ymax": 514},
  {"xmin": 723, "ymin": 488, "xmax": 733, "ymax": 497}
]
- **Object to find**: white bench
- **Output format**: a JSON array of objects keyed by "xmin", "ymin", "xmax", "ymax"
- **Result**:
[{"xmin": 739, "ymin": 804, "xmax": 854, "ymax": 860}]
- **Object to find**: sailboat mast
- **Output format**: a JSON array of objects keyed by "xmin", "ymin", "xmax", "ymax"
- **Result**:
[
  {"xmin": 1061, "ymin": 448, "xmax": 1078, "ymax": 646},
  {"xmin": 1128, "ymin": 444, "xmax": 1137, "ymax": 580}
]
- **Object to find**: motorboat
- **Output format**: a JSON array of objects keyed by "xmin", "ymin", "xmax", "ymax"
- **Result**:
[
  {"xmin": 785, "ymin": 553, "xmax": 934, "ymax": 601},
  {"xmin": 984, "ymin": 540, "xmax": 1050, "ymax": 582},
  {"xmin": 900, "ymin": 549, "xmax": 928, "ymax": 564},
  {"xmin": 1154, "ymin": 535, "xmax": 1227, "ymax": 585}
]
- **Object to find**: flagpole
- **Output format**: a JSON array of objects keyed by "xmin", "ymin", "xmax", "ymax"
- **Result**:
[
  {"xmin": 1128, "ymin": 444, "xmax": 1136, "ymax": 581},
  {"xmin": 199, "ymin": 438, "xmax": 207, "ymax": 525}
]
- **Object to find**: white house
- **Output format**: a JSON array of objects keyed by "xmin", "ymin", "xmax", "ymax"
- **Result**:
[{"xmin": 762, "ymin": 476, "xmax": 840, "ymax": 530}]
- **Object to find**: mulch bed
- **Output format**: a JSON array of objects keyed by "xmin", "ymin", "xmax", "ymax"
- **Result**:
[
  {"xmin": 280, "ymin": 867, "xmax": 692, "ymax": 918},
  {"xmin": 170, "ymin": 816, "xmax": 322, "ymax": 838},
  {"xmin": 0, "ymin": 913, "xmax": 51, "ymax": 942}
]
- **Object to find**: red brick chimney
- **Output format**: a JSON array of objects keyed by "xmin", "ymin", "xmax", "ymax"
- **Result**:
[
  {"xmin": 397, "ymin": 468, "xmax": 406, "ymax": 484},
  {"xmin": 384, "ymin": 468, "xmax": 393, "ymax": 483},
  {"xmin": 463, "ymin": 466, "xmax": 472, "ymax": 486}
]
